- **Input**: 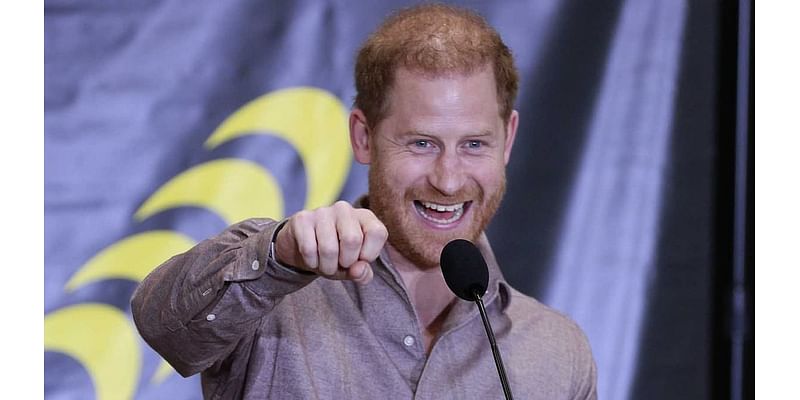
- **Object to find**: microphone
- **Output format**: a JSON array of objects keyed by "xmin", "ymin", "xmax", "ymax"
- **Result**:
[{"xmin": 440, "ymin": 239, "xmax": 514, "ymax": 400}]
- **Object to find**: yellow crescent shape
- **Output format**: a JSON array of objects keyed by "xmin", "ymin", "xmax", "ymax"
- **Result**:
[
  {"xmin": 151, "ymin": 359, "xmax": 175, "ymax": 385},
  {"xmin": 44, "ymin": 303, "xmax": 140, "ymax": 400},
  {"xmin": 134, "ymin": 159, "xmax": 283, "ymax": 225},
  {"xmin": 204, "ymin": 87, "xmax": 351, "ymax": 210},
  {"xmin": 66, "ymin": 230, "xmax": 196, "ymax": 292}
]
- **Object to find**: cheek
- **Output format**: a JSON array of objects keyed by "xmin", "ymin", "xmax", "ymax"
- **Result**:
[
  {"xmin": 373, "ymin": 158, "xmax": 423, "ymax": 198},
  {"xmin": 389, "ymin": 158, "xmax": 431, "ymax": 186},
  {"xmin": 473, "ymin": 164, "xmax": 506, "ymax": 189}
]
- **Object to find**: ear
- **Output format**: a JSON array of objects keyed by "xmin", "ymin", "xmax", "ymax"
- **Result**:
[
  {"xmin": 503, "ymin": 110, "xmax": 519, "ymax": 165},
  {"xmin": 349, "ymin": 109, "xmax": 371, "ymax": 164}
]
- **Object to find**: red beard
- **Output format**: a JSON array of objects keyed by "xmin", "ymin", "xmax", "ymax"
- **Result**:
[{"xmin": 367, "ymin": 159, "xmax": 505, "ymax": 269}]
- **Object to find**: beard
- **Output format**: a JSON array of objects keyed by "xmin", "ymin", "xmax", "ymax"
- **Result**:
[{"xmin": 367, "ymin": 160, "xmax": 506, "ymax": 270}]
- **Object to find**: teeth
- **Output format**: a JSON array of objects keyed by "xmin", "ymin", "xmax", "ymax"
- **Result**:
[
  {"xmin": 417, "ymin": 201, "xmax": 466, "ymax": 224},
  {"xmin": 421, "ymin": 201, "xmax": 464, "ymax": 212}
]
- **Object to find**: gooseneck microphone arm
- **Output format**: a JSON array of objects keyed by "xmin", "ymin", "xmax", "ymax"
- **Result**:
[
  {"xmin": 473, "ymin": 289, "xmax": 514, "ymax": 400},
  {"xmin": 440, "ymin": 239, "xmax": 514, "ymax": 399}
]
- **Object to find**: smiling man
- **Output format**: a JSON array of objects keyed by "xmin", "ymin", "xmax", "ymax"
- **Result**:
[{"xmin": 132, "ymin": 4, "xmax": 596, "ymax": 399}]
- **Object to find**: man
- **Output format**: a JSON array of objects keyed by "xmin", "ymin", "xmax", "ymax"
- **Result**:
[{"xmin": 132, "ymin": 4, "xmax": 597, "ymax": 399}]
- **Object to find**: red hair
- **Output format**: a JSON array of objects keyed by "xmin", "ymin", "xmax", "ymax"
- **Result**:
[{"xmin": 354, "ymin": 4, "xmax": 519, "ymax": 127}]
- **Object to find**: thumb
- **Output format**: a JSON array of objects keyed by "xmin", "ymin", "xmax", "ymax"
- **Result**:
[{"xmin": 344, "ymin": 260, "xmax": 373, "ymax": 285}]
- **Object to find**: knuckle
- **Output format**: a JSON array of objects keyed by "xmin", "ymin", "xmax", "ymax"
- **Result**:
[
  {"xmin": 339, "ymin": 253, "xmax": 358, "ymax": 267},
  {"xmin": 325, "ymin": 265, "xmax": 342, "ymax": 277},
  {"xmin": 356, "ymin": 208, "xmax": 376, "ymax": 220},
  {"xmin": 318, "ymin": 243, "xmax": 338, "ymax": 258},
  {"xmin": 333, "ymin": 201, "xmax": 355, "ymax": 218},
  {"xmin": 317, "ymin": 264, "xmax": 333, "ymax": 275},
  {"xmin": 370, "ymin": 223, "xmax": 389, "ymax": 240},
  {"xmin": 339, "ymin": 232, "xmax": 363, "ymax": 248},
  {"xmin": 298, "ymin": 243, "xmax": 317, "ymax": 259},
  {"xmin": 312, "ymin": 207, "xmax": 330, "ymax": 220},
  {"xmin": 292, "ymin": 210, "xmax": 312, "ymax": 225}
]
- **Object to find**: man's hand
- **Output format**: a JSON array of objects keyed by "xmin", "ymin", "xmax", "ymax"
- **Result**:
[{"xmin": 274, "ymin": 201, "xmax": 388, "ymax": 285}]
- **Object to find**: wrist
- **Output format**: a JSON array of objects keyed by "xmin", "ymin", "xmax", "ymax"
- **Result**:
[{"xmin": 269, "ymin": 220, "xmax": 314, "ymax": 276}]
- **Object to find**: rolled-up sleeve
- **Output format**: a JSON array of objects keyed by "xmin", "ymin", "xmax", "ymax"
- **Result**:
[{"xmin": 130, "ymin": 218, "xmax": 317, "ymax": 377}]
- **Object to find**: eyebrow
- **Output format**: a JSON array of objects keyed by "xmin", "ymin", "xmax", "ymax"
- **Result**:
[{"xmin": 400, "ymin": 129, "xmax": 495, "ymax": 138}]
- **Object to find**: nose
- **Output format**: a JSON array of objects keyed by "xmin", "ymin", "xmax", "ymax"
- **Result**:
[{"xmin": 428, "ymin": 149, "xmax": 465, "ymax": 196}]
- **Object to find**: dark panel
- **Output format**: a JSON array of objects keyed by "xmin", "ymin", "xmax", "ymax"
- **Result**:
[
  {"xmin": 709, "ymin": 0, "xmax": 745, "ymax": 399},
  {"xmin": 490, "ymin": 0, "xmax": 625, "ymax": 298},
  {"xmin": 629, "ymin": 1, "xmax": 719, "ymax": 399},
  {"xmin": 744, "ymin": 6, "xmax": 754, "ymax": 398}
]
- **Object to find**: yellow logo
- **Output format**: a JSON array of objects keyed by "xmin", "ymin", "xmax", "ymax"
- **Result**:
[{"xmin": 45, "ymin": 87, "xmax": 352, "ymax": 400}]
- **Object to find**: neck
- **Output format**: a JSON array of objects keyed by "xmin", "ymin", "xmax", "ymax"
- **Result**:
[{"xmin": 385, "ymin": 244, "xmax": 456, "ymax": 352}]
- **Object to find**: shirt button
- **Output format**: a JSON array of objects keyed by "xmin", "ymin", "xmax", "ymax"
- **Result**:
[
  {"xmin": 403, "ymin": 335, "xmax": 415, "ymax": 347},
  {"xmin": 251, "ymin": 260, "xmax": 260, "ymax": 270},
  {"xmin": 206, "ymin": 314, "xmax": 216, "ymax": 322}
]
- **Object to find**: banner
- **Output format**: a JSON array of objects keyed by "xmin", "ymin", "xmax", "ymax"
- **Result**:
[{"xmin": 46, "ymin": 1, "xmax": 725, "ymax": 399}]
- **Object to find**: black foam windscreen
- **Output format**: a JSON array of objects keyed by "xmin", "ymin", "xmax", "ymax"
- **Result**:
[{"xmin": 440, "ymin": 239, "xmax": 489, "ymax": 301}]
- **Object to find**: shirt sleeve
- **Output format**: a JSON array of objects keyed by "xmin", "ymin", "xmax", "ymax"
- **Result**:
[
  {"xmin": 130, "ymin": 218, "xmax": 318, "ymax": 377},
  {"xmin": 570, "ymin": 326, "xmax": 598, "ymax": 400}
]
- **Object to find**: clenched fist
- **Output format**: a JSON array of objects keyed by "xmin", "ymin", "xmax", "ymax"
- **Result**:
[{"xmin": 274, "ymin": 201, "xmax": 389, "ymax": 284}]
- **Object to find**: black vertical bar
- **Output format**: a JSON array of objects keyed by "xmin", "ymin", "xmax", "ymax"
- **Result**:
[
  {"xmin": 711, "ymin": 0, "xmax": 736, "ymax": 399},
  {"xmin": 743, "ymin": 3, "xmax": 754, "ymax": 397},
  {"xmin": 731, "ymin": 1, "xmax": 753, "ymax": 400},
  {"xmin": 474, "ymin": 291, "xmax": 514, "ymax": 400},
  {"xmin": 711, "ymin": 0, "xmax": 752, "ymax": 399}
]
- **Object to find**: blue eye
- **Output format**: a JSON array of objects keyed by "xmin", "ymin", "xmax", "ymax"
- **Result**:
[
  {"xmin": 467, "ymin": 140, "xmax": 482, "ymax": 149},
  {"xmin": 414, "ymin": 140, "xmax": 430, "ymax": 148}
]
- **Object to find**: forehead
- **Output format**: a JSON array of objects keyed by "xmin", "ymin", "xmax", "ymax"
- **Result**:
[{"xmin": 380, "ymin": 67, "xmax": 502, "ymax": 134}]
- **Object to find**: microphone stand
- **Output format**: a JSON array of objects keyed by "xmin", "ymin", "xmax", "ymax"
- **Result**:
[{"xmin": 473, "ymin": 290, "xmax": 514, "ymax": 400}]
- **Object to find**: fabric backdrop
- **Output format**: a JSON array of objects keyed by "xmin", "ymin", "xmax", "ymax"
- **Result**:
[{"xmin": 44, "ymin": 1, "xmax": 752, "ymax": 399}]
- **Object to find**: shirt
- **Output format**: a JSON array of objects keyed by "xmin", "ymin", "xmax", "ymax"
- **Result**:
[{"xmin": 131, "ymin": 216, "xmax": 597, "ymax": 399}]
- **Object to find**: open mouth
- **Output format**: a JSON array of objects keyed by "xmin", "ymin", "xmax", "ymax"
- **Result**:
[{"xmin": 413, "ymin": 200, "xmax": 471, "ymax": 225}]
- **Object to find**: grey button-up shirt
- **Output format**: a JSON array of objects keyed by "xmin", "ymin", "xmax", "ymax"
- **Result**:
[{"xmin": 132, "ymin": 217, "xmax": 597, "ymax": 399}]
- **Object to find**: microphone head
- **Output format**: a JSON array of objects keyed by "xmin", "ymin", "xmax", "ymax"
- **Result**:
[{"xmin": 440, "ymin": 239, "xmax": 489, "ymax": 301}]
